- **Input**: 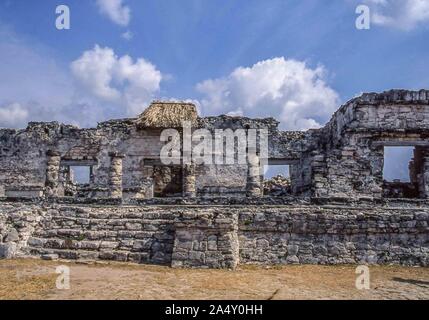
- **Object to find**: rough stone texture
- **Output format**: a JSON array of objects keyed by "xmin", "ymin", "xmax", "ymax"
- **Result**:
[
  {"xmin": 172, "ymin": 211, "xmax": 239, "ymax": 269},
  {"xmin": 0, "ymin": 200, "xmax": 427, "ymax": 268},
  {"xmin": 108, "ymin": 153, "xmax": 124, "ymax": 199},
  {"xmin": 45, "ymin": 151, "xmax": 61, "ymax": 197},
  {"xmin": 21, "ymin": 203, "xmax": 176, "ymax": 264},
  {"xmin": 311, "ymin": 90, "xmax": 429, "ymax": 199},
  {"xmin": 246, "ymin": 154, "xmax": 262, "ymax": 197},
  {"xmin": 264, "ymin": 175, "xmax": 291, "ymax": 196},
  {"xmin": 239, "ymin": 208, "xmax": 428, "ymax": 266},
  {"xmin": 0, "ymin": 243, "xmax": 17, "ymax": 259},
  {"xmin": 182, "ymin": 164, "xmax": 196, "ymax": 198}
]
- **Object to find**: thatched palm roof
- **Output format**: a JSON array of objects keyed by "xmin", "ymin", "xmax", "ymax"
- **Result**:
[{"xmin": 136, "ymin": 101, "xmax": 199, "ymax": 128}]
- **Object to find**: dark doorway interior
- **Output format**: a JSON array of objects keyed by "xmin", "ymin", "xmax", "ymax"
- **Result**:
[{"xmin": 153, "ymin": 166, "xmax": 183, "ymax": 197}]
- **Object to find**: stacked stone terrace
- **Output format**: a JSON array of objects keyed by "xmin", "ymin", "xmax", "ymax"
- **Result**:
[{"xmin": 0, "ymin": 202, "xmax": 427, "ymax": 267}]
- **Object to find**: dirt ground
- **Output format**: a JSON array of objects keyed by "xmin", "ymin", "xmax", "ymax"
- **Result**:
[{"xmin": 0, "ymin": 259, "xmax": 428, "ymax": 300}]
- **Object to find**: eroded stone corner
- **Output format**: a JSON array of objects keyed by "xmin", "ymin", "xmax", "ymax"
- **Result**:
[{"xmin": 171, "ymin": 211, "xmax": 239, "ymax": 269}]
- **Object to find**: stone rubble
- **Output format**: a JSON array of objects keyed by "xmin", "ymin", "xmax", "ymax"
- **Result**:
[{"xmin": 263, "ymin": 175, "xmax": 291, "ymax": 196}]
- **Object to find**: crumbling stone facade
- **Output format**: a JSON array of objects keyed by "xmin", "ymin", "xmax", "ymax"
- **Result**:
[
  {"xmin": 0, "ymin": 90, "xmax": 428, "ymax": 268},
  {"xmin": 1, "ymin": 90, "xmax": 429, "ymax": 201}
]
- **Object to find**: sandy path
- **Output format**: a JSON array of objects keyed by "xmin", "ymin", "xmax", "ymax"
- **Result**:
[{"xmin": 0, "ymin": 259, "xmax": 427, "ymax": 300}]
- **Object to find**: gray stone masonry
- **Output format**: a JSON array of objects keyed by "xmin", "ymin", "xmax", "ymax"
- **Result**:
[
  {"xmin": 0, "ymin": 200, "xmax": 427, "ymax": 268},
  {"xmin": 45, "ymin": 151, "xmax": 61, "ymax": 197},
  {"xmin": 246, "ymin": 154, "xmax": 262, "ymax": 197},
  {"xmin": 172, "ymin": 211, "xmax": 239, "ymax": 269},
  {"xmin": 108, "ymin": 153, "xmax": 124, "ymax": 199},
  {"xmin": 182, "ymin": 164, "xmax": 197, "ymax": 198}
]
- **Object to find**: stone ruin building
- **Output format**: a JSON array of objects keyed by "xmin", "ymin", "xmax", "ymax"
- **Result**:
[{"xmin": 0, "ymin": 89, "xmax": 428, "ymax": 268}]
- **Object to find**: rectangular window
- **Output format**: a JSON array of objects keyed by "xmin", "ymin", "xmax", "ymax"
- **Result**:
[
  {"xmin": 69, "ymin": 166, "xmax": 91, "ymax": 185},
  {"xmin": 263, "ymin": 164, "xmax": 290, "ymax": 196},
  {"xmin": 383, "ymin": 147, "xmax": 414, "ymax": 182},
  {"xmin": 264, "ymin": 165, "xmax": 290, "ymax": 179},
  {"xmin": 382, "ymin": 146, "xmax": 420, "ymax": 199}
]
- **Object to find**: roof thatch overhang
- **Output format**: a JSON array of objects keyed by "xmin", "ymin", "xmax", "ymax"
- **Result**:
[{"xmin": 136, "ymin": 101, "xmax": 199, "ymax": 129}]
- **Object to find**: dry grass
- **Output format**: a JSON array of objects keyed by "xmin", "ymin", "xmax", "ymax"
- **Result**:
[
  {"xmin": 0, "ymin": 259, "xmax": 428, "ymax": 300},
  {"xmin": 0, "ymin": 259, "xmax": 57, "ymax": 300},
  {"xmin": 136, "ymin": 101, "xmax": 198, "ymax": 128}
]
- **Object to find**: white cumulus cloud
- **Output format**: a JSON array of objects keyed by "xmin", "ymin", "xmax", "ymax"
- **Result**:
[
  {"xmin": 364, "ymin": 0, "xmax": 429, "ymax": 30},
  {"xmin": 121, "ymin": 30, "xmax": 133, "ymax": 40},
  {"xmin": 71, "ymin": 45, "xmax": 163, "ymax": 115},
  {"xmin": 96, "ymin": 0, "xmax": 131, "ymax": 27},
  {"xmin": 0, "ymin": 103, "xmax": 29, "ymax": 128},
  {"xmin": 196, "ymin": 57, "xmax": 339, "ymax": 130}
]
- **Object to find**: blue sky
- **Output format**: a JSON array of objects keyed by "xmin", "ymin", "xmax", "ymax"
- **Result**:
[
  {"xmin": 0, "ymin": 0, "xmax": 428, "ymax": 179},
  {"xmin": 1, "ymin": 0, "xmax": 429, "ymax": 127}
]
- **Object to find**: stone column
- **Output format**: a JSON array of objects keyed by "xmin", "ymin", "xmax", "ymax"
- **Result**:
[
  {"xmin": 246, "ymin": 153, "xmax": 262, "ymax": 197},
  {"xmin": 422, "ymin": 156, "xmax": 429, "ymax": 199},
  {"xmin": 45, "ymin": 150, "xmax": 61, "ymax": 197},
  {"xmin": 183, "ymin": 164, "xmax": 196, "ymax": 198},
  {"xmin": 109, "ymin": 152, "xmax": 124, "ymax": 199},
  {"xmin": 143, "ymin": 165, "xmax": 155, "ymax": 199}
]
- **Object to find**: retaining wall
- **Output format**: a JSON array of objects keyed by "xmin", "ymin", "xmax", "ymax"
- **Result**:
[{"xmin": 0, "ymin": 201, "xmax": 427, "ymax": 268}]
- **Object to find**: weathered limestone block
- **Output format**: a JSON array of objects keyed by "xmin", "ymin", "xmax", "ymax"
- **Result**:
[
  {"xmin": 123, "ymin": 181, "xmax": 154, "ymax": 201},
  {"xmin": 5, "ymin": 228, "xmax": 19, "ymax": 242},
  {"xmin": 109, "ymin": 152, "xmax": 124, "ymax": 199},
  {"xmin": 45, "ymin": 151, "xmax": 61, "ymax": 197},
  {"xmin": 172, "ymin": 211, "xmax": 239, "ymax": 269},
  {"xmin": 246, "ymin": 154, "xmax": 262, "ymax": 197},
  {"xmin": 41, "ymin": 254, "xmax": 59, "ymax": 261},
  {"xmin": 5, "ymin": 186, "xmax": 45, "ymax": 198},
  {"xmin": 183, "ymin": 164, "xmax": 196, "ymax": 198},
  {"xmin": 0, "ymin": 243, "xmax": 17, "ymax": 259}
]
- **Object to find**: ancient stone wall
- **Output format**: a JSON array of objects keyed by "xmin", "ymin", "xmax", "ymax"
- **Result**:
[
  {"xmin": 0, "ymin": 201, "xmax": 427, "ymax": 268},
  {"xmin": 172, "ymin": 211, "xmax": 239, "ymax": 269},
  {"xmin": 304, "ymin": 90, "xmax": 429, "ymax": 199},
  {"xmin": 1, "ymin": 90, "xmax": 429, "ymax": 201},
  {"xmin": 238, "ymin": 207, "xmax": 428, "ymax": 266},
  {"xmin": 0, "ymin": 115, "xmax": 300, "ymax": 200},
  {"xmin": 0, "ymin": 202, "xmax": 176, "ymax": 264}
]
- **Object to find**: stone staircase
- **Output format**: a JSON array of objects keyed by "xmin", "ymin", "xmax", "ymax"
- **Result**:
[{"xmin": 25, "ymin": 205, "xmax": 176, "ymax": 264}]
